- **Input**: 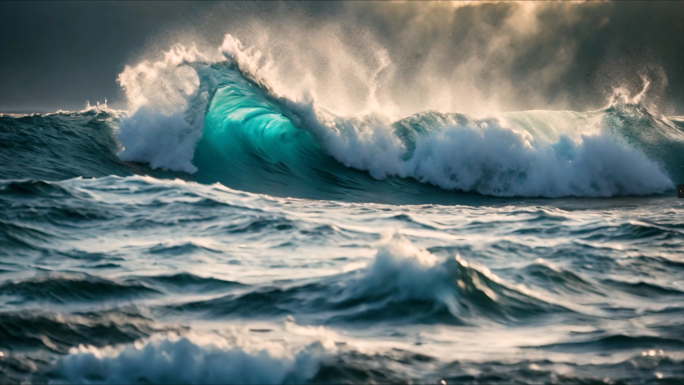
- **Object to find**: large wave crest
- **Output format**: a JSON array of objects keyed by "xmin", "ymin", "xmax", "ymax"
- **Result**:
[{"xmin": 114, "ymin": 34, "xmax": 683, "ymax": 199}]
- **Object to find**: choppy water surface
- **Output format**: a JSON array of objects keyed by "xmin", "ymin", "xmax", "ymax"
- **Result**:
[{"xmin": 1, "ymin": 174, "xmax": 683, "ymax": 383}]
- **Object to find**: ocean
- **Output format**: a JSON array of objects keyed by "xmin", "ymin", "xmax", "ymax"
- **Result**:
[{"xmin": 1, "ymin": 34, "xmax": 683, "ymax": 384}]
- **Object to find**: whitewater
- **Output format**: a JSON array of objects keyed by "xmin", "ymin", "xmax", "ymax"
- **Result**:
[{"xmin": 1, "ymin": 33, "xmax": 683, "ymax": 384}]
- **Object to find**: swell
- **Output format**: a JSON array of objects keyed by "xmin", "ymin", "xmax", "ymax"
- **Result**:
[
  {"xmin": 0, "ymin": 310, "xmax": 159, "ymax": 353},
  {"xmin": 0, "ymin": 273, "xmax": 159, "ymax": 304},
  {"xmin": 0, "ymin": 109, "xmax": 126, "ymax": 181},
  {"xmin": 0, "ymin": 108, "xmax": 192, "ymax": 182}
]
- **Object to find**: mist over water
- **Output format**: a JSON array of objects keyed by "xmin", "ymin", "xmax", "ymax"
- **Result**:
[{"xmin": 1, "ymin": 1, "xmax": 684, "ymax": 384}]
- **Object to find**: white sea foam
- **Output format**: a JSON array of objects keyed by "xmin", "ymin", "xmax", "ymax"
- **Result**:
[
  {"xmin": 115, "ymin": 45, "xmax": 213, "ymax": 174},
  {"xmin": 52, "ymin": 333, "xmax": 321, "ymax": 384},
  {"xmin": 337, "ymin": 236, "xmax": 463, "ymax": 317},
  {"xmin": 116, "ymin": 107, "xmax": 202, "ymax": 173},
  {"xmin": 309, "ymin": 112, "xmax": 674, "ymax": 197}
]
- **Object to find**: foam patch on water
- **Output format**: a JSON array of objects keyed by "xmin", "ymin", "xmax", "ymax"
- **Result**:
[
  {"xmin": 51, "ymin": 333, "xmax": 321, "ymax": 384},
  {"xmin": 116, "ymin": 107, "xmax": 202, "ymax": 173}
]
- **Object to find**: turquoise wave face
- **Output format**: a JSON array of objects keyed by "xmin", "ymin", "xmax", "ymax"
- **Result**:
[
  {"xmin": 193, "ymin": 64, "xmax": 330, "ymax": 194},
  {"xmin": 191, "ymin": 64, "xmax": 470, "ymax": 204}
]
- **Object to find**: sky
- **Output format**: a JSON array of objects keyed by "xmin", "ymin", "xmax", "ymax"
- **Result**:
[{"xmin": 1, "ymin": 1, "xmax": 683, "ymax": 115}]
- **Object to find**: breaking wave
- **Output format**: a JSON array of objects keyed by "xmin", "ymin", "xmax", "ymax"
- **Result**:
[{"xmin": 113, "ymin": 35, "xmax": 682, "ymax": 199}]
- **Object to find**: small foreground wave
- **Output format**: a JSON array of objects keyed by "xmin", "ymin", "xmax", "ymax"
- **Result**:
[{"xmin": 51, "ymin": 333, "xmax": 321, "ymax": 385}]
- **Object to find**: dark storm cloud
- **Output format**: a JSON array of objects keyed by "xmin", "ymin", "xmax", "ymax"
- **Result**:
[
  {"xmin": 0, "ymin": 1, "xmax": 342, "ymax": 112},
  {"xmin": 1, "ymin": 1, "xmax": 683, "ymax": 114},
  {"xmin": 0, "ymin": 1, "xmax": 228, "ymax": 112},
  {"xmin": 342, "ymin": 1, "xmax": 684, "ymax": 114}
]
